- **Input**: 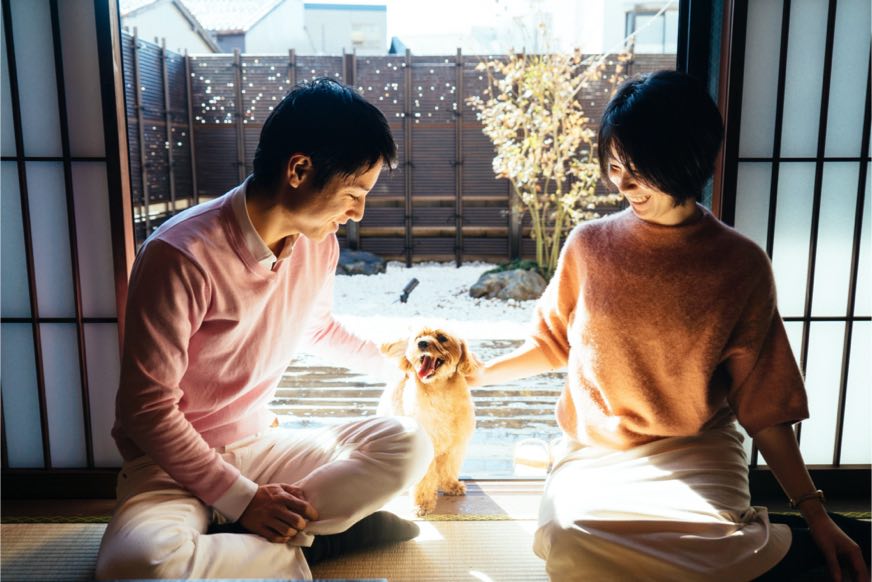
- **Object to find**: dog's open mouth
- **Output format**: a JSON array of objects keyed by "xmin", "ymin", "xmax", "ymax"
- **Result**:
[{"xmin": 417, "ymin": 355, "xmax": 444, "ymax": 379}]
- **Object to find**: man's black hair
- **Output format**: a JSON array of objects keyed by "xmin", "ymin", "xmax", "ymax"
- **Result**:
[
  {"xmin": 597, "ymin": 70, "xmax": 724, "ymax": 205},
  {"xmin": 251, "ymin": 77, "xmax": 397, "ymax": 191}
]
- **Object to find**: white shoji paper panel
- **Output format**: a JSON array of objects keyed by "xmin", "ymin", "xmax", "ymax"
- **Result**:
[
  {"xmin": 9, "ymin": 0, "xmax": 61, "ymax": 157},
  {"xmin": 40, "ymin": 323, "xmax": 87, "ymax": 467},
  {"xmin": 73, "ymin": 162, "xmax": 116, "ymax": 318},
  {"xmin": 1, "ymin": 161, "xmax": 30, "ymax": 317},
  {"xmin": 25, "ymin": 161, "xmax": 75, "ymax": 317},
  {"xmin": 1, "ymin": 323, "xmax": 45, "ymax": 468}
]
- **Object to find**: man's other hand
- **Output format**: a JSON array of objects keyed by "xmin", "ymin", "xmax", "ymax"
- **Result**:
[{"xmin": 238, "ymin": 483, "xmax": 319, "ymax": 543}]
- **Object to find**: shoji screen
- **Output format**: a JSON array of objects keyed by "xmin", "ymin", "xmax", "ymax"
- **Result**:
[
  {"xmin": 1, "ymin": 0, "xmax": 125, "ymax": 471},
  {"xmin": 730, "ymin": 0, "xmax": 870, "ymax": 465}
]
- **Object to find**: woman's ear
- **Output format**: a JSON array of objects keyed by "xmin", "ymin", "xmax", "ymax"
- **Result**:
[{"xmin": 457, "ymin": 340, "xmax": 481, "ymax": 377}]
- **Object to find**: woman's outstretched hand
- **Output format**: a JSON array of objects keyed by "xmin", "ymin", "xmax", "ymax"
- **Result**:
[
  {"xmin": 238, "ymin": 483, "xmax": 319, "ymax": 543},
  {"xmin": 806, "ymin": 511, "xmax": 869, "ymax": 582}
]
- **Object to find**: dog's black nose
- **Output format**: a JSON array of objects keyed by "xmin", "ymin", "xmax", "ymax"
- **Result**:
[{"xmin": 417, "ymin": 340, "xmax": 429, "ymax": 349}]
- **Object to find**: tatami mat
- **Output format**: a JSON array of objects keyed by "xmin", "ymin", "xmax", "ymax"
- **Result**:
[
  {"xmin": 1, "ymin": 521, "xmax": 547, "ymax": 581},
  {"xmin": 310, "ymin": 520, "xmax": 547, "ymax": 581},
  {"xmin": 2, "ymin": 524, "xmax": 107, "ymax": 581}
]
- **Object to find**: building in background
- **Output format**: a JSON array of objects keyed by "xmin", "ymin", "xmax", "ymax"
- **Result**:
[
  {"xmin": 120, "ymin": 0, "xmax": 677, "ymax": 56},
  {"xmin": 304, "ymin": 4, "xmax": 387, "ymax": 54},
  {"xmin": 121, "ymin": 0, "xmax": 388, "ymax": 55},
  {"xmin": 119, "ymin": 0, "xmax": 221, "ymax": 52}
]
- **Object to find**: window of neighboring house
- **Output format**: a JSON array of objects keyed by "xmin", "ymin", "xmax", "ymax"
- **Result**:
[
  {"xmin": 350, "ymin": 22, "xmax": 381, "ymax": 50},
  {"xmin": 626, "ymin": 7, "xmax": 678, "ymax": 54}
]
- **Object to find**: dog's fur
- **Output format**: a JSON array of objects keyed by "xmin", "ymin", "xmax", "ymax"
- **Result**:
[{"xmin": 378, "ymin": 327, "xmax": 478, "ymax": 516}]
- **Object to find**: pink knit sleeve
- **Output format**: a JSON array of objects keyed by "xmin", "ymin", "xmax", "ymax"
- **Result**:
[
  {"xmin": 117, "ymin": 240, "xmax": 244, "ymax": 505},
  {"xmin": 527, "ymin": 231, "xmax": 582, "ymax": 368},
  {"xmin": 725, "ymin": 266, "xmax": 809, "ymax": 436},
  {"xmin": 302, "ymin": 239, "xmax": 384, "ymax": 377}
]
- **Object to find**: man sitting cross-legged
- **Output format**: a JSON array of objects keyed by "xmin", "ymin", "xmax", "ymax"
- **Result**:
[{"xmin": 95, "ymin": 78, "xmax": 433, "ymax": 580}]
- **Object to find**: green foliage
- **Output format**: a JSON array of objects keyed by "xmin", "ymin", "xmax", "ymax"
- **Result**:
[
  {"xmin": 482, "ymin": 259, "xmax": 544, "ymax": 278},
  {"xmin": 467, "ymin": 49, "xmax": 631, "ymax": 279}
]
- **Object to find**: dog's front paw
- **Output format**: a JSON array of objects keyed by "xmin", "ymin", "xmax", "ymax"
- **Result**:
[
  {"xmin": 415, "ymin": 499, "xmax": 437, "ymax": 516},
  {"xmin": 441, "ymin": 480, "xmax": 466, "ymax": 496}
]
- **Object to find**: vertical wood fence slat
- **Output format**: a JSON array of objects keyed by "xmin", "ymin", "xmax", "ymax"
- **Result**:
[
  {"xmin": 160, "ymin": 38, "xmax": 176, "ymax": 214},
  {"xmin": 344, "ymin": 49, "xmax": 360, "ymax": 249},
  {"xmin": 132, "ymin": 28, "xmax": 150, "ymax": 233},
  {"xmin": 454, "ymin": 47, "xmax": 463, "ymax": 267},
  {"xmin": 403, "ymin": 48, "xmax": 412, "ymax": 266},
  {"xmin": 233, "ymin": 48, "xmax": 246, "ymax": 183},
  {"xmin": 184, "ymin": 51, "xmax": 199, "ymax": 205}
]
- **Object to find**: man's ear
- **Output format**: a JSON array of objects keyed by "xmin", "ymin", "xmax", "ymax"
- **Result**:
[{"xmin": 286, "ymin": 154, "xmax": 314, "ymax": 188}]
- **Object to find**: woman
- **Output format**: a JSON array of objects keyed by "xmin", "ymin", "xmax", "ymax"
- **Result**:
[{"xmin": 475, "ymin": 70, "xmax": 869, "ymax": 581}]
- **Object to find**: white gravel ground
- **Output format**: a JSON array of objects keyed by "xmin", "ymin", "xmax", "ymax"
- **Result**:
[{"xmin": 331, "ymin": 261, "xmax": 539, "ymax": 341}]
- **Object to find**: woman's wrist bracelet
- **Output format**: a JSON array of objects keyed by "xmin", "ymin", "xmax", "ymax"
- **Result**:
[{"xmin": 788, "ymin": 489, "xmax": 826, "ymax": 509}]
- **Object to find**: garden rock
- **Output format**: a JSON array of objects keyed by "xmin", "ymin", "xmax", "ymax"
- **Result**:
[
  {"xmin": 336, "ymin": 249, "xmax": 386, "ymax": 275},
  {"xmin": 469, "ymin": 269, "xmax": 547, "ymax": 301}
]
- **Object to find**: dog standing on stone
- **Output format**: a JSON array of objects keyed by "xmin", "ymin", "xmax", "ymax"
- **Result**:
[{"xmin": 378, "ymin": 327, "xmax": 478, "ymax": 516}]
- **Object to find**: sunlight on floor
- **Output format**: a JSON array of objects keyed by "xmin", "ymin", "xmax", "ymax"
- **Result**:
[{"xmin": 412, "ymin": 521, "xmax": 446, "ymax": 542}]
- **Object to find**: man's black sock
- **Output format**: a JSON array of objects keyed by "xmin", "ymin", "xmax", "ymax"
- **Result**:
[{"xmin": 302, "ymin": 510, "xmax": 420, "ymax": 565}]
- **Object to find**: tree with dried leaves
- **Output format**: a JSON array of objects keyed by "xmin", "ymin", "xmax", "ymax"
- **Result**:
[{"xmin": 468, "ymin": 50, "xmax": 631, "ymax": 279}]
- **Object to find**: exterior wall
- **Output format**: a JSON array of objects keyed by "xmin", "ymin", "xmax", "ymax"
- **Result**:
[
  {"xmin": 122, "ymin": 1, "xmax": 214, "ymax": 53},
  {"xmin": 244, "ymin": 0, "xmax": 307, "ymax": 54},
  {"xmin": 303, "ymin": 4, "xmax": 387, "ymax": 55},
  {"xmin": 215, "ymin": 32, "xmax": 245, "ymax": 53}
]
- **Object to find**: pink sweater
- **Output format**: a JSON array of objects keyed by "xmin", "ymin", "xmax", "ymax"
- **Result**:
[
  {"xmin": 530, "ymin": 206, "xmax": 809, "ymax": 450},
  {"xmin": 112, "ymin": 182, "xmax": 381, "ymax": 516}
]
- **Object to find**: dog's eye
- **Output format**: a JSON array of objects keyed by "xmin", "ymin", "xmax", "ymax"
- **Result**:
[{"xmin": 436, "ymin": 334, "xmax": 447, "ymax": 343}]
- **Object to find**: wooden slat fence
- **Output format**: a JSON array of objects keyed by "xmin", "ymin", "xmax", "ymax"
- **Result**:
[{"xmin": 122, "ymin": 31, "xmax": 674, "ymax": 262}]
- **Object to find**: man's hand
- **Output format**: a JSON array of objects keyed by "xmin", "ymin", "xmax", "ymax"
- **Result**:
[{"xmin": 237, "ymin": 483, "xmax": 319, "ymax": 543}]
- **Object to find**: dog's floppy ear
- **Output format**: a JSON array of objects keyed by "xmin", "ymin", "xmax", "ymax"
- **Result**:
[
  {"xmin": 380, "ymin": 339, "xmax": 412, "ymax": 373},
  {"xmin": 457, "ymin": 340, "xmax": 481, "ymax": 377},
  {"xmin": 380, "ymin": 339, "xmax": 407, "ymax": 359}
]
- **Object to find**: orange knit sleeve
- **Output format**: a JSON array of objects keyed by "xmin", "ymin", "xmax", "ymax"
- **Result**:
[
  {"xmin": 724, "ymin": 266, "xmax": 809, "ymax": 437},
  {"xmin": 527, "ymin": 229, "xmax": 583, "ymax": 368}
]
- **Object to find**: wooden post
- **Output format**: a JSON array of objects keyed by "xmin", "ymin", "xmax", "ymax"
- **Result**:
[
  {"xmin": 508, "ymin": 51, "xmax": 525, "ymax": 260},
  {"xmin": 287, "ymin": 48, "xmax": 296, "ymax": 88},
  {"xmin": 160, "ymin": 38, "xmax": 176, "ymax": 214},
  {"xmin": 343, "ymin": 49, "xmax": 360, "ymax": 249},
  {"xmin": 454, "ymin": 47, "xmax": 463, "ymax": 267},
  {"xmin": 184, "ymin": 50, "xmax": 199, "ymax": 204},
  {"xmin": 404, "ymin": 48, "xmax": 413, "ymax": 266},
  {"xmin": 508, "ymin": 185, "xmax": 522, "ymax": 260},
  {"xmin": 233, "ymin": 48, "xmax": 246, "ymax": 182},
  {"xmin": 131, "ymin": 28, "xmax": 150, "ymax": 233}
]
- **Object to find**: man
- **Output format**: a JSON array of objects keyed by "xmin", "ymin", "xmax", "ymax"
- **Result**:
[{"xmin": 96, "ymin": 78, "xmax": 433, "ymax": 580}]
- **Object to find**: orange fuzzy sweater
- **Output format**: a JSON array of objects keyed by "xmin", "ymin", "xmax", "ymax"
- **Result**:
[{"xmin": 530, "ymin": 206, "xmax": 809, "ymax": 450}]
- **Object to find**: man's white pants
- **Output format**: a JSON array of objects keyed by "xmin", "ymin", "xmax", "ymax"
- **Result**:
[{"xmin": 95, "ymin": 416, "xmax": 433, "ymax": 580}]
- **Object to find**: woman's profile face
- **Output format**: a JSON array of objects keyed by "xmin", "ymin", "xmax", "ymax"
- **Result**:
[{"xmin": 606, "ymin": 154, "xmax": 698, "ymax": 226}]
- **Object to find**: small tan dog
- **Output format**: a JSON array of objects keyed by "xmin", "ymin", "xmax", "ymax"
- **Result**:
[{"xmin": 378, "ymin": 327, "xmax": 478, "ymax": 516}]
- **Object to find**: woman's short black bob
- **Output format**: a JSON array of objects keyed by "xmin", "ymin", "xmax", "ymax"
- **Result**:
[
  {"xmin": 597, "ymin": 70, "xmax": 724, "ymax": 206},
  {"xmin": 251, "ymin": 77, "xmax": 397, "ymax": 192}
]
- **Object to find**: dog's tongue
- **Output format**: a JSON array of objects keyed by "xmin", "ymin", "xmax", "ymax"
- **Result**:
[{"xmin": 417, "ymin": 355, "xmax": 436, "ymax": 379}]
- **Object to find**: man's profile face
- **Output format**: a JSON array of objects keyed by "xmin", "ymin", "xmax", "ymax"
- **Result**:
[{"xmin": 290, "ymin": 160, "xmax": 383, "ymax": 242}]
